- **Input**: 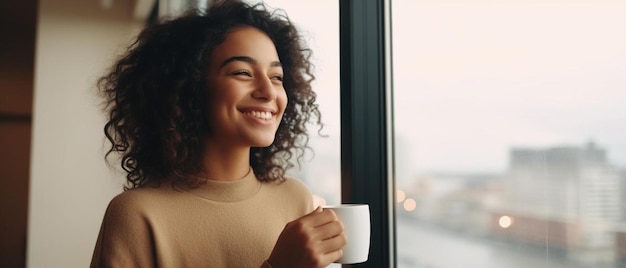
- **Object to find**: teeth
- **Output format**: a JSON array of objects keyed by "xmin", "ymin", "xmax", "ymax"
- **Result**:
[{"xmin": 246, "ymin": 111, "xmax": 272, "ymax": 120}]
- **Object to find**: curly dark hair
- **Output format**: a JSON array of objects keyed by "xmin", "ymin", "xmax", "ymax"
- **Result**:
[{"xmin": 99, "ymin": 0, "xmax": 321, "ymax": 190}]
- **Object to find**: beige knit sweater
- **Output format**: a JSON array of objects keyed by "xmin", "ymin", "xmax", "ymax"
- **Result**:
[{"xmin": 90, "ymin": 168, "xmax": 313, "ymax": 267}]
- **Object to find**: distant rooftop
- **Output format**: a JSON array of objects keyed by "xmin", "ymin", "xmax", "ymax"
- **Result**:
[{"xmin": 509, "ymin": 141, "xmax": 607, "ymax": 168}]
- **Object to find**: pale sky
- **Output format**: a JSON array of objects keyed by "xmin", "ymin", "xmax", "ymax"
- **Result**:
[
  {"xmin": 260, "ymin": 0, "xmax": 626, "ymax": 179},
  {"xmin": 392, "ymin": 0, "xmax": 626, "ymax": 174}
]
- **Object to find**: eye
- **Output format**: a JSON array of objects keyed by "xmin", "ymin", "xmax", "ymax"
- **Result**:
[
  {"xmin": 232, "ymin": 70, "xmax": 252, "ymax": 77},
  {"xmin": 270, "ymin": 74, "xmax": 284, "ymax": 82}
]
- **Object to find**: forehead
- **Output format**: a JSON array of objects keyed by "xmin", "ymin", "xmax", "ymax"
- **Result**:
[{"xmin": 210, "ymin": 26, "xmax": 280, "ymax": 64}]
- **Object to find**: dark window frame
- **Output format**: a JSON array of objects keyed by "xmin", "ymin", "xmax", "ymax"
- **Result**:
[{"xmin": 340, "ymin": 0, "xmax": 395, "ymax": 267}]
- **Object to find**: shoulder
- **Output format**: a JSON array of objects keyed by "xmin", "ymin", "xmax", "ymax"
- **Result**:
[
  {"xmin": 92, "ymin": 187, "xmax": 172, "ymax": 267},
  {"xmin": 103, "ymin": 185, "xmax": 173, "ymax": 219},
  {"xmin": 261, "ymin": 176, "xmax": 314, "ymax": 212},
  {"xmin": 108, "ymin": 186, "xmax": 160, "ymax": 207},
  {"xmin": 270, "ymin": 176, "xmax": 311, "ymax": 195}
]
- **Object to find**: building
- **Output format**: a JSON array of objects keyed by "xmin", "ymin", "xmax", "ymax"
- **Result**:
[{"xmin": 491, "ymin": 142, "xmax": 622, "ymax": 264}]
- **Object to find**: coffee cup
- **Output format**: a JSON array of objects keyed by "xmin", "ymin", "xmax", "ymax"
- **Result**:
[{"xmin": 323, "ymin": 204, "xmax": 370, "ymax": 264}]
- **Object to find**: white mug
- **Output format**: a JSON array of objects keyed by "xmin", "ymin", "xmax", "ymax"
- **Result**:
[{"xmin": 323, "ymin": 204, "xmax": 370, "ymax": 264}]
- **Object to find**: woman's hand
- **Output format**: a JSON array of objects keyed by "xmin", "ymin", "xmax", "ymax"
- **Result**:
[{"xmin": 266, "ymin": 207, "xmax": 347, "ymax": 268}]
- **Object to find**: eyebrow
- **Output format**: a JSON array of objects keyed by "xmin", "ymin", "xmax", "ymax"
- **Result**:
[{"xmin": 220, "ymin": 56, "xmax": 282, "ymax": 68}]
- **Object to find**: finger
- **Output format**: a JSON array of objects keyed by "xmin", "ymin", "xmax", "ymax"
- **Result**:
[
  {"xmin": 320, "ymin": 232, "xmax": 348, "ymax": 254},
  {"xmin": 322, "ymin": 248, "xmax": 344, "ymax": 265},
  {"xmin": 315, "ymin": 220, "xmax": 344, "ymax": 240}
]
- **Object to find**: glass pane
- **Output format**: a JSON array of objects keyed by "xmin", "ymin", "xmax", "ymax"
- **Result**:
[
  {"xmin": 255, "ymin": 0, "xmax": 341, "ymax": 205},
  {"xmin": 392, "ymin": 1, "xmax": 626, "ymax": 267}
]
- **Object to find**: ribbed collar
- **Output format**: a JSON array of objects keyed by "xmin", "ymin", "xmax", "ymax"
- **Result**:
[{"xmin": 185, "ymin": 167, "xmax": 261, "ymax": 202}]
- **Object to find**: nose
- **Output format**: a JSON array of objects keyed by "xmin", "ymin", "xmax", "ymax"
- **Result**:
[{"xmin": 251, "ymin": 75, "xmax": 277, "ymax": 101}]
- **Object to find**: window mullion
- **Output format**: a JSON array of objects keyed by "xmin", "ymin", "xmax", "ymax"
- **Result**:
[{"xmin": 339, "ymin": 0, "xmax": 395, "ymax": 267}]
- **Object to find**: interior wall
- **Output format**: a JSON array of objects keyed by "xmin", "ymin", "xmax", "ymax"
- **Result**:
[
  {"xmin": 27, "ymin": 0, "xmax": 142, "ymax": 267},
  {"xmin": 0, "ymin": 1, "xmax": 36, "ymax": 267}
]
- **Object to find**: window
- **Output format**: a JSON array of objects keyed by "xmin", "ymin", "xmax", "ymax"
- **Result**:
[
  {"xmin": 392, "ymin": 1, "xmax": 626, "ymax": 267},
  {"xmin": 257, "ymin": 1, "xmax": 396, "ymax": 266},
  {"xmin": 255, "ymin": 0, "xmax": 342, "ymax": 206}
]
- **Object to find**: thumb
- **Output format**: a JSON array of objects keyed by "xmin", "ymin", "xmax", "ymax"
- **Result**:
[
  {"xmin": 289, "ymin": 206, "xmax": 323, "ymax": 225},
  {"xmin": 309, "ymin": 206, "xmax": 323, "ymax": 214}
]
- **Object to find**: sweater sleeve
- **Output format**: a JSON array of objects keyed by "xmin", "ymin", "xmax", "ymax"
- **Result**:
[{"xmin": 90, "ymin": 193, "xmax": 156, "ymax": 268}]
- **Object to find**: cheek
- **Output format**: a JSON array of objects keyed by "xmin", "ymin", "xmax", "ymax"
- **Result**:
[{"xmin": 278, "ymin": 90, "xmax": 288, "ymax": 112}]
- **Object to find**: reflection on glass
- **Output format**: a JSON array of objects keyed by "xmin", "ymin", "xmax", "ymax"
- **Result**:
[{"xmin": 392, "ymin": 1, "xmax": 626, "ymax": 267}]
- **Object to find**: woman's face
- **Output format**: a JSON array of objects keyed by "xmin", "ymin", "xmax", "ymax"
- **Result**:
[{"xmin": 205, "ymin": 26, "xmax": 287, "ymax": 148}]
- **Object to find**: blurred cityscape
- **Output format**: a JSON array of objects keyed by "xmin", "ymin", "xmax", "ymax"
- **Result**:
[{"xmin": 396, "ymin": 142, "xmax": 626, "ymax": 267}]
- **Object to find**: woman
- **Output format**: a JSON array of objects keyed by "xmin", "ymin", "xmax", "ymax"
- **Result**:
[{"xmin": 90, "ymin": 0, "xmax": 346, "ymax": 267}]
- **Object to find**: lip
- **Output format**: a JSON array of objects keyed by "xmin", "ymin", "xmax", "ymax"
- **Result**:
[{"xmin": 241, "ymin": 112, "xmax": 276, "ymax": 126}]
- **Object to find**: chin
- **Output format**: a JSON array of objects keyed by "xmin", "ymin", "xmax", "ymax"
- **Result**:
[{"xmin": 251, "ymin": 138, "xmax": 276, "ymax": 148}]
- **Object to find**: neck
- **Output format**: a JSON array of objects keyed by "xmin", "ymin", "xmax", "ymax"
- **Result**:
[{"xmin": 202, "ymin": 142, "xmax": 251, "ymax": 181}]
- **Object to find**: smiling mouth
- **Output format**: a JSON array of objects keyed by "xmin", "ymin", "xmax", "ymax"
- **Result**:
[{"xmin": 244, "ymin": 111, "xmax": 273, "ymax": 120}]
